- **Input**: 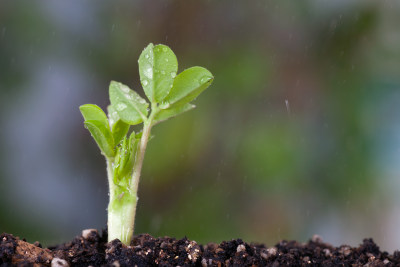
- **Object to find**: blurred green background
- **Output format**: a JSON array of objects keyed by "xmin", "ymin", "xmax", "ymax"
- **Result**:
[{"xmin": 1, "ymin": 0, "xmax": 400, "ymax": 251}]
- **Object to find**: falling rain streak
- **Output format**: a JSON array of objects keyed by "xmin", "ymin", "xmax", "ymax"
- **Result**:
[{"xmin": 285, "ymin": 99, "xmax": 291, "ymax": 115}]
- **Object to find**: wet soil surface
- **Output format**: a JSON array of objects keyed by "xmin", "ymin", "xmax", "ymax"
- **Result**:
[{"xmin": 1, "ymin": 230, "xmax": 400, "ymax": 266}]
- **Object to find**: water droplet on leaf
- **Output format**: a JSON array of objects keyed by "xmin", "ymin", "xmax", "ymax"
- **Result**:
[
  {"xmin": 144, "ymin": 67, "xmax": 153, "ymax": 79},
  {"xmin": 121, "ymin": 86, "xmax": 130, "ymax": 93},
  {"xmin": 143, "ymin": 80, "xmax": 148, "ymax": 86},
  {"xmin": 116, "ymin": 103, "xmax": 127, "ymax": 111},
  {"xmin": 200, "ymin": 76, "xmax": 211, "ymax": 84},
  {"xmin": 160, "ymin": 102, "xmax": 170, "ymax": 109},
  {"xmin": 170, "ymin": 72, "xmax": 176, "ymax": 78}
]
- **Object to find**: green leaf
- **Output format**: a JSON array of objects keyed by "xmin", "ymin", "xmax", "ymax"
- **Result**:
[
  {"xmin": 111, "ymin": 119, "xmax": 130, "ymax": 146},
  {"xmin": 113, "ymin": 137, "xmax": 128, "ymax": 184},
  {"xmin": 154, "ymin": 103, "xmax": 195, "ymax": 124},
  {"xmin": 108, "ymin": 105, "xmax": 130, "ymax": 145},
  {"xmin": 113, "ymin": 132, "xmax": 139, "ymax": 181},
  {"xmin": 120, "ymin": 132, "xmax": 139, "ymax": 178},
  {"xmin": 84, "ymin": 120, "xmax": 115, "ymax": 158},
  {"xmin": 163, "ymin": 66, "xmax": 213, "ymax": 106},
  {"xmin": 109, "ymin": 81, "xmax": 149, "ymax": 125},
  {"xmin": 79, "ymin": 104, "xmax": 109, "ymax": 129},
  {"xmin": 138, "ymin": 43, "xmax": 178, "ymax": 103}
]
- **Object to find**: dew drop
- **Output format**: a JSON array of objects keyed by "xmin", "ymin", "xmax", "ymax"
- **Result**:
[
  {"xmin": 142, "ymin": 80, "xmax": 148, "ymax": 86},
  {"xmin": 160, "ymin": 102, "xmax": 170, "ymax": 109},
  {"xmin": 121, "ymin": 86, "xmax": 130, "ymax": 93},
  {"xmin": 145, "ymin": 54, "xmax": 149, "ymax": 59},
  {"xmin": 170, "ymin": 72, "xmax": 176, "ymax": 78},
  {"xmin": 200, "ymin": 76, "xmax": 211, "ymax": 84},
  {"xmin": 161, "ymin": 70, "xmax": 165, "ymax": 75},
  {"xmin": 116, "ymin": 103, "xmax": 127, "ymax": 111},
  {"xmin": 165, "ymin": 58, "xmax": 169, "ymax": 62},
  {"xmin": 162, "ymin": 47, "xmax": 167, "ymax": 52},
  {"xmin": 124, "ymin": 93, "xmax": 132, "ymax": 100},
  {"xmin": 144, "ymin": 67, "xmax": 153, "ymax": 79}
]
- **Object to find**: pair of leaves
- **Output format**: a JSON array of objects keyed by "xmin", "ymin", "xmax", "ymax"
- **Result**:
[
  {"xmin": 80, "ymin": 104, "xmax": 129, "ymax": 158},
  {"xmin": 108, "ymin": 43, "xmax": 177, "ymax": 127},
  {"xmin": 140, "ymin": 44, "xmax": 213, "ymax": 122},
  {"xmin": 109, "ymin": 43, "xmax": 214, "ymax": 127},
  {"xmin": 80, "ymin": 103, "xmax": 138, "ymax": 185}
]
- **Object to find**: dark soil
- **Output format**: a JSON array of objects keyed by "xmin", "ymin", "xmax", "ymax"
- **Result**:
[{"xmin": 1, "ymin": 230, "xmax": 400, "ymax": 266}]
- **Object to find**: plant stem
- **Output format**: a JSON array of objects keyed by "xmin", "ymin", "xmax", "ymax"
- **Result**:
[
  {"xmin": 131, "ymin": 120, "xmax": 153, "ymax": 198},
  {"xmin": 107, "ymin": 106, "xmax": 158, "ymax": 244},
  {"xmin": 106, "ymin": 159, "xmax": 115, "ymax": 201}
]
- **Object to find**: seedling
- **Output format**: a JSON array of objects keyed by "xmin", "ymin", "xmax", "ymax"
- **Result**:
[{"xmin": 79, "ymin": 43, "xmax": 213, "ymax": 245}]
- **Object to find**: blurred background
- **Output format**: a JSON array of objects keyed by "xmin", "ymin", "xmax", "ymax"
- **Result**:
[{"xmin": 1, "ymin": 0, "xmax": 400, "ymax": 252}]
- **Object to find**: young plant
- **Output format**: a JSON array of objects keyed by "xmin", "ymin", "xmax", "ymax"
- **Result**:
[{"xmin": 79, "ymin": 43, "xmax": 213, "ymax": 245}]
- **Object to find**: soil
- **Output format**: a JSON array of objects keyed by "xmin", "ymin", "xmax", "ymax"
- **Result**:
[{"xmin": 1, "ymin": 230, "xmax": 400, "ymax": 266}]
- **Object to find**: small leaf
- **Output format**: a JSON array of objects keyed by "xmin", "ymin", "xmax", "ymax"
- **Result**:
[
  {"xmin": 138, "ymin": 43, "xmax": 178, "ymax": 103},
  {"xmin": 108, "ymin": 105, "xmax": 130, "ymax": 145},
  {"xmin": 163, "ymin": 66, "xmax": 213, "ymax": 106},
  {"xmin": 119, "ymin": 133, "xmax": 139, "ymax": 178},
  {"xmin": 113, "ymin": 132, "xmax": 139, "ymax": 180},
  {"xmin": 112, "ymin": 138, "xmax": 126, "ymax": 184},
  {"xmin": 84, "ymin": 120, "xmax": 115, "ymax": 158},
  {"xmin": 79, "ymin": 104, "xmax": 109, "ymax": 129},
  {"xmin": 111, "ymin": 120, "xmax": 130, "ymax": 146},
  {"xmin": 109, "ymin": 81, "xmax": 149, "ymax": 125},
  {"xmin": 154, "ymin": 103, "xmax": 195, "ymax": 124}
]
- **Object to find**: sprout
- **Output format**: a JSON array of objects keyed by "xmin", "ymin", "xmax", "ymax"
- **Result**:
[{"xmin": 79, "ymin": 43, "xmax": 213, "ymax": 245}]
